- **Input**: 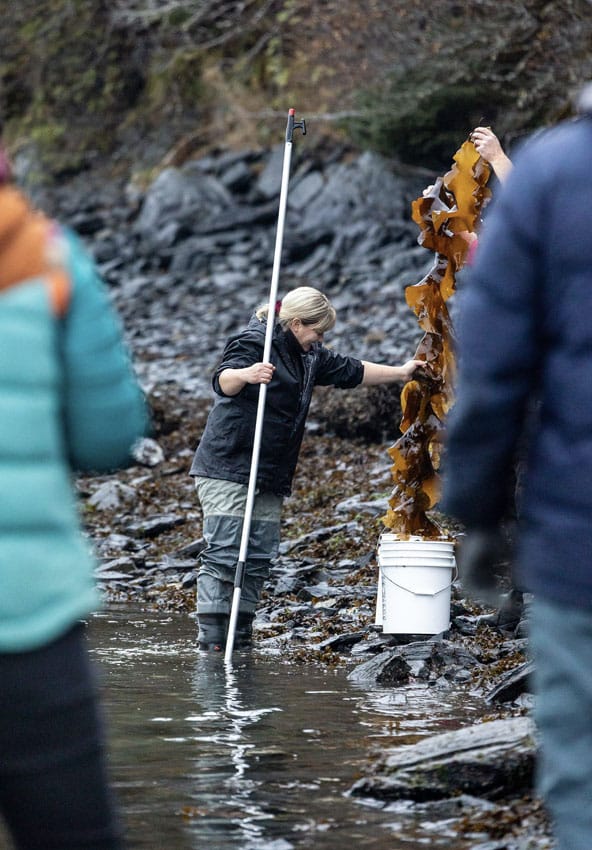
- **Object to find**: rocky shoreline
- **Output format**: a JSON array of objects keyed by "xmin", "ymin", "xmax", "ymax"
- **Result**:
[{"xmin": 46, "ymin": 139, "xmax": 554, "ymax": 849}]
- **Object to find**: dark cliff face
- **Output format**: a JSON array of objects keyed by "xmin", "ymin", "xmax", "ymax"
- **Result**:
[{"xmin": 0, "ymin": 0, "xmax": 591, "ymax": 178}]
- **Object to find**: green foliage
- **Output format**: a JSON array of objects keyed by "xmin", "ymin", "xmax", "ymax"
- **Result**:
[
  {"xmin": 344, "ymin": 0, "xmax": 592, "ymax": 168},
  {"xmin": 0, "ymin": 1, "xmax": 146, "ymax": 174},
  {"xmin": 145, "ymin": 49, "xmax": 204, "ymax": 115},
  {"xmin": 1, "ymin": 0, "xmax": 591, "ymax": 178},
  {"xmin": 167, "ymin": 8, "xmax": 193, "ymax": 28},
  {"xmin": 348, "ymin": 70, "xmax": 509, "ymax": 169}
]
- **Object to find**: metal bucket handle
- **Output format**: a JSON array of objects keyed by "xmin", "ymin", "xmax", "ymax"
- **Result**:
[{"xmin": 382, "ymin": 564, "xmax": 458, "ymax": 597}]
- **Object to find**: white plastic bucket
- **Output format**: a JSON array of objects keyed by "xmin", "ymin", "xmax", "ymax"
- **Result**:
[{"xmin": 375, "ymin": 533, "xmax": 456, "ymax": 634}]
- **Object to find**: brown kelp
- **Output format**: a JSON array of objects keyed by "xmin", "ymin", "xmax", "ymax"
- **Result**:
[{"xmin": 383, "ymin": 139, "xmax": 491, "ymax": 537}]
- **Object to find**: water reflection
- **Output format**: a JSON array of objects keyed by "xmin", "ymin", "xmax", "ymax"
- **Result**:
[
  {"xmin": 187, "ymin": 656, "xmax": 284, "ymax": 847},
  {"xmin": 85, "ymin": 606, "xmax": 489, "ymax": 850}
]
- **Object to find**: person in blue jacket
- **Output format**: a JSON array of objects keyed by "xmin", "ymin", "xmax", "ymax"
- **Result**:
[
  {"xmin": 0, "ymin": 134, "xmax": 149, "ymax": 849},
  {"xmin": 442, "ymin": 84, "xmax": 592, "ymax": 850},
  {"xmin": 190, "ymin": 285, "xmax": 427, "ymax": 650}
]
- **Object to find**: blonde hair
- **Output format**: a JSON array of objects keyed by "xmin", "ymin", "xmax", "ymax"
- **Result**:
[{"xmin": 256, "ymin": 286, "xmax": 336, "ymax": 333}]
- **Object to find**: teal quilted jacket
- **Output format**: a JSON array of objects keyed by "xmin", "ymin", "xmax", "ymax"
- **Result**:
[{"xmin": 0, "ymin": 229, "xmax": 149, "ymax": 651}]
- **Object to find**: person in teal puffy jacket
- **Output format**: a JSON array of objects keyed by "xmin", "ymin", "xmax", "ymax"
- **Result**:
[{"xmin": 0, "ymin": 135, "xmax": 149, "ymax": 849}]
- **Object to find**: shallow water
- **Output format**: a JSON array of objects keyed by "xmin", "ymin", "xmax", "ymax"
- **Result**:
[
  {"xmin": 0, "ymin": 607, "xmax": 492, "ymax": 849},
  {"xmin": 78, "ymin": 606, "xmax": 492, "ymax": 850}
]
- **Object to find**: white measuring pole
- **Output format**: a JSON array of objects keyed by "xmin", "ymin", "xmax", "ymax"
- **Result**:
[{"xmin": 224, "ymin": 109, "xmax": 305, "ymax": 663}]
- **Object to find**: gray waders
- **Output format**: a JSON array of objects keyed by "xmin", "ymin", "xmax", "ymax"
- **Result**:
[{"xmin": 195, "ymin": 477, "xmax": 282, "ymax": 650}]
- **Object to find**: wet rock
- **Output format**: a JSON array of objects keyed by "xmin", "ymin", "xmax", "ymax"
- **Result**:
[
  {"xmin": 316, "ymin": 632, "xmax": 365, "ymax": 651},
  {"xmin": 348, "ymin": 648, "xmax": 412, "ymax": 686},
  {"xmin": 96, "ymin": 571, "xmax": 133, "ymax": 583},
  {"xmin": 279, "ymin": 521, "xmax": 361, "ymax": 555},
  {"xmin": 156, "ymin": 556, "xmax": 198, "ymax": 572},
  {"xmin": 453, "ymin": 613, "xmax": 493, "ymax": 636},
  {"xmin": 334, "ymin": 495, "xmax": 389, "ymax": 517},
  {"xmin": 170, "ymin": 538, "xmax": 206, "ymax": 558},
  {"xmin": 181, "ymin": 572, "xmax": 197, "ymax": 589},
  {"xmin": 350, "ymin": 633, "xmax": 404, "ymax": 656},
  {"xmin": 88, "ymin": 480, "xmax": 137, "ymax": 510},
  {"xmin": 348, "ymin": 639, "xmax": 481, "ymax": 686},
  {"xmin": 132, "ymin": 437, "xmax": 165, "ymax": 467},
  {"xmin": 95, "ymin": 556, "xmax": 139, "ymax": 583},
  {"xmin": 126, "ymin": 513, "xmax": 185, "ymax": 538},
  {"xmin": 350, "ymin": 716, "xmax": 536, "ymax": 802},
  {"xmin": 298, "ymin": 581, "xmax": 354, "ymax": 601},
  {"xmin": 484, "ymin": 589, "xmax": 527, "ymax": 636},
  {"xmin": 486, "ymin": 660, "xmax": 535, "ymax": 704},
  {"xmin": 99, "ymin": 532, "xmax": 142, "ymax": 553},
  {"xmin": 270, "ymin": 558, "xmax": 328, "ymax": 595}
]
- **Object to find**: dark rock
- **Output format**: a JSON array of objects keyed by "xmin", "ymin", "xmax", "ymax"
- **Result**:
[
  {"xmin": 348, "ymin": 639, "xmax": 481, "ymax": 685},
  {"xmin": 96, "ymin": 556, "xmax": 136, "ymax": 577},
  {"xmin": 348, "ymin": 648, "xmax": 412, "ymax": 686},
  {"xmin": 172, "ymin": 538, "xmax": 206, "ymax": 558},
  {"xmin": 68, "ymin": 211, "xmax": 105, "ymax": 235},
  {"xmin": 181, "ymin": 572, "xmax": 197, "ymax": 589},
  {"xmin": 99, "ymin": 533, "xmax": 142, "ymax": 553},
  {"xmin": 350, "ymin": 716, "xmax": 536, "ymax": 802},
  {"xmin": 126, "ymin": 514, "xmax": 186, "ymax": 538},
  {"xmin": 298, "ymin": 151, "xmax": 406, "ymax": 233},
  {"xmin": 316, "ymin": 632, "xmax": 365, "ymax": 651},
  {"xmin": 168, "ymin": 237, "xmax": 215, "ymax": 274},
  {"xmin": 288, "ymin": 171, "xmax": 324, "ymax": 211},
  {"xmin": 156, "ymin": 557, "xmax": 198, "ymax": 572},
  {"xmin": 350, "ymin": 634, "xmax": 403, "ymax": 656},
  {"xmin": 298, "ymin": 581, "xmax": 351, "ymax": 601},
  {"xmin": 134, "ymin": 167, "xmax": 232, "ymax": 242},
  {"xmin": 486, "ymin": 660, "xmax": 535, "ymax": 704},
  {"xmin": 193, "ymin": 200, "xmax": 278, "ymax": 234},
  {"xmin": 254, "ymin": 144, "xmax": 284, "ymax": 199},
  {"xmin": 453, "ymin": 615, "xmax": 479, "ymax": 635},
  {"xmin": 88, "ymin": 480, "xmax": 137, "ymax": 510},
  {"xmin": 219, "ymin": 160, "xmax": 254, "ymax": 193},
  {"xmin": 279, "ymin": 521, "xmax": 361, "ymax": 555},
  {"xmin": 484, "ymin": 589, "xmax": 526, "ymax": 636}
]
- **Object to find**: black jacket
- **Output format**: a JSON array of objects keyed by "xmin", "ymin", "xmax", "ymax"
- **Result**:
[{"xmin": 190, "ymin": 315, "xmax": 364, "ymax": 495}]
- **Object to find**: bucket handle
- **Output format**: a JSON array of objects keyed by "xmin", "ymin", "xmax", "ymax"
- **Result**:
[{"xmin": 382, "ymin": 565, "xmax": 458, "ymax": 597}]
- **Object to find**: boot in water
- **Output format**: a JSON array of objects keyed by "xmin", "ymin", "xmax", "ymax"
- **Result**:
[
  {"xmin": 234, "ymin": 613, "xmax": 254, "ymax": 649},
  {"xmin": 198, "ymin": 613, "xmax": 228, "ymax": 651}
]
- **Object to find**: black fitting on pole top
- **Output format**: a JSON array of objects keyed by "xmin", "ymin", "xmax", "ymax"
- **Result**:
[{"xmin": 286, "ymin": 108, "xmax": 306, "ymax": 143}]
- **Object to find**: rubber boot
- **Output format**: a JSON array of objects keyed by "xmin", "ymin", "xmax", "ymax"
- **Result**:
[
  {"xmin": 495, "ymin": 588, "xmax": 524, "ymax": 636},
  {"xmin": 198, "ymin": 613, "xmax": 228, "ymax": 651},
  {"xmin": 234, "ymin": 613, "xmax": 254, "ymax": 649}
]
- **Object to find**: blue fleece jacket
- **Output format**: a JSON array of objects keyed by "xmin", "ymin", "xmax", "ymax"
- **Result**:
[{"xmin": 0, "ymin": 229, "xmax": 148, "ymax": 650}]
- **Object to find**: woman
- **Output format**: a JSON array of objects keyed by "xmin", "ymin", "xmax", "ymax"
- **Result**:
[
  {"xmin": 0, "ymin": 134, "xmax": 149, "ymax": 848},
  {"xmin": 190, "ymin": 286, "xmax": 425, "ymax": 650}
]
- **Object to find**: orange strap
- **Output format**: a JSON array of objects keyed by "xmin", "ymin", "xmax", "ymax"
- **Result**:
[{"xmin": 47, "ymin": 269, "xmax": 70, "ymax": 317}]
